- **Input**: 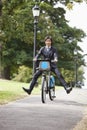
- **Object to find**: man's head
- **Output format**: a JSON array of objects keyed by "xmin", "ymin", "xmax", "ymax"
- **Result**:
[{"xmin": 44, "ymin": 36, "xmax": 52, "ymax": 47}]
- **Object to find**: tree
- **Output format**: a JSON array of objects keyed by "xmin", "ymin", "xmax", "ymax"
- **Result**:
[
  {"xmin": 1, "ymin": 0, "xmax": 34, "ymax": 79},
  {"xmin": 0, "ymin": 0, "xmax": 3, "ymax": 78},
  {"xmin": 37, "ymin": 0, "xmax": 86, "ymax": 83},
  {"xmin": 0, "ymin": 0, "xmax": 86, "ymax": 82}
]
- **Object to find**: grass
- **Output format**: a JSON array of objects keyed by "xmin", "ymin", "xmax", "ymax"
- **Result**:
[
  {"xmin": 73, "ymin": 110, "xmax": 87, "ymax": 130},
  {"xmin": 0, "ymin": 79, "xmax": 41, "ymax": 104},
  {"xmin": 0, "ymin": 79, "xmax": 60, "ymax": 104},
  {"xmin": 0, "ymin": 79, "xmax": 26, "ymax": 104}
]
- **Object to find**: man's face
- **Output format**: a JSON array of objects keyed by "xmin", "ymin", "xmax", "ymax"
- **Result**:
[{"xmin": 45, "ymin": 39, "xmax": 52, "ymax": 47}]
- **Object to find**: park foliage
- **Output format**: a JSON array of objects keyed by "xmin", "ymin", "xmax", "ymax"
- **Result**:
[{"xmin": 0, "ymin": 0, "xmax": 86, "ymax": 83}]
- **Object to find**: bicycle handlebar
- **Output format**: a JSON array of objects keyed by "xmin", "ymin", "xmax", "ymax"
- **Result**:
[{"xmin": 33, "ymin": 59, "xmax": 57, "ymax": 63}]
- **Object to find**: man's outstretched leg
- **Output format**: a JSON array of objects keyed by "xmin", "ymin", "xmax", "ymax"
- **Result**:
[
  {"xmin": 52, "ymin": 68, "xmax": 72, "ymax": 94},
  {"xmin": 22, "ymin": 70, "xmax": 42, "ymax": 95},
  {"xmin": 22, "ymin": 79, "xmax": 36, "ymax": 95}
]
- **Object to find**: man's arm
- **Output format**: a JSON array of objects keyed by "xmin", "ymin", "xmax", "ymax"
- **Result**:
[
  {"xmin": 53, "ymin": 49, "xmax": 58, "ymax": 62},
  {"xmin": 33, "ymin": 47, "xmax": 43, "ymax": 61}
]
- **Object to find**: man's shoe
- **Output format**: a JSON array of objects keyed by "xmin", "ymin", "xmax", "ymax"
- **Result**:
[
  {"xmin": 66, "ymin": 87, "xmax": 72, "ymax": 94},
  {"xmin": 22, "ymin": 87, "xmax": 31, "ymax": 95}
]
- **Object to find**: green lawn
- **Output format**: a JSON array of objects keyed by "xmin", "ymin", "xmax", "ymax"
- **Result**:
[
  {"xmin": 0, "ymin": 79, "xmax": 61, "ymax": 105},
  {"xmin": 0, "ymin": 79, "xmax": 40, "ymax": 105}
]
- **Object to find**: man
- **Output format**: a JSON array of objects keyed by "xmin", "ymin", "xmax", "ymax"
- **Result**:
[{"xmin": 23, "ymin": 36, "xmax": 72, "ymax": 95}]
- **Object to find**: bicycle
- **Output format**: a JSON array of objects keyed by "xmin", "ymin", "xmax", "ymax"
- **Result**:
[{"xmin": 36, "ymin": 59, "xmax": 56, "ymax": 103}]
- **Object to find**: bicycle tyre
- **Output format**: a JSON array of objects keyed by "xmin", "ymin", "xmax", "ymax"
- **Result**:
[
  {"xmin": 49, "ymin": 87, "xmax": 55, "ymax": 101},
  {"xmin": 41, "ymin": 77, "xmax": 47, "ymax": 103}
]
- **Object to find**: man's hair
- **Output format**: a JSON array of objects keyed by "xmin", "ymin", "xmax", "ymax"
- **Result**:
[{"xmin": 44, "ymin": 36, "xmax": 53, "ymax": 43}]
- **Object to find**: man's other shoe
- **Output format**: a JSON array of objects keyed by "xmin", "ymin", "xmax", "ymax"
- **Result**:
[
  {"xmin": 22, "ymin": 87, "xmax": 31, "ymax": 95},
  {"xmin": 66, "ymin": 87, "xmax": 72, "ymax": 94}
]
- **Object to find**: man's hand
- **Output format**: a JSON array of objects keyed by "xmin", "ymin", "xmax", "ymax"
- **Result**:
[
  {"xmin": 51, "ymin": 59, "xmax": 58, "ymax": 63},
  {"xmin": 33, "ymin": 58, "xmax": 37, "ymax": 61},
  {"xmin": 54, "ymin": 58, "xmax": 58, "ymax": 63}
]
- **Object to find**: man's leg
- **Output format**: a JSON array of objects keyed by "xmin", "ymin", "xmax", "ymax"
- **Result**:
[
  {"xmin": 22, "ymin": 70, "xmax": 42, "ymax": 95},
  {"xmin": 52, "ymin": 68, "xmax": 72, "ymax": 94}
]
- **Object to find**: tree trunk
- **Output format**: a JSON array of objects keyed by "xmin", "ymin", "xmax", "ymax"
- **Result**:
[
  {"xmin": 0, "ymin": 0, "xmax": 2, "ymax": 16},
  {"xmin": 3, "ymin": 66, "xmax": 11, "ymax": 80},
  {"xmin": 0, "ymin": 0, "xmax": 2, "ymax": 78}
]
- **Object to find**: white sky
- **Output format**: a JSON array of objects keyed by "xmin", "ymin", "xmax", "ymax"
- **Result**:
[{"xmin": 65, "ymin": 2, "xmax": 87, "ymax": 86}]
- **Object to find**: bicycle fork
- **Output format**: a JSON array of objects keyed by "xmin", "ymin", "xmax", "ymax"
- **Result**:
[
  {"xmin": 42, "ymin": 74, "xmax": 49, "ymax": 93},
  {"xmin": 47, "ymin": 72, "xmax": 51, "ymax": 89}
]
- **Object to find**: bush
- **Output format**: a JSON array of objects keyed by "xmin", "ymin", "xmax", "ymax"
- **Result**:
[{"xmin": 12, "ymin": 65, "xmax": 32, "ymax": 83}]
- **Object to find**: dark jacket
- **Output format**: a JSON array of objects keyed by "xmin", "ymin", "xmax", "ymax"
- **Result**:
[{"xmin": 35, "ymin": 46, "xmax": 58, "ymax": 68}]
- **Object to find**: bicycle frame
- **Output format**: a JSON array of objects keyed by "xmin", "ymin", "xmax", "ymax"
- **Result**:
[
  {"xmin": 37, "ymin": 60, "xmax": 55, "ymax": 103},
  {"xmin": 42, "ymin": 69, "xmax": 50, "ymax": 91}
]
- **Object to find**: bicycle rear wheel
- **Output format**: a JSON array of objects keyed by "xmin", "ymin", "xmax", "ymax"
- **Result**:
[
  {"xmin": 49, "ymin": 87, "xmax": 55, "ymax": 101},
  {"xmin": 41, "ymin": 77, "xmax": 47, "ymax": 103}
]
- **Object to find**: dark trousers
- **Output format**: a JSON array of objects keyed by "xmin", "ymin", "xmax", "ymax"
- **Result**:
[{"xmin": 29, "ymin": 67, "xmax": 67, "ymax": 93}]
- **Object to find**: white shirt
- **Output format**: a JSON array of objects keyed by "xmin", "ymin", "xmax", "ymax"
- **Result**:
[{"xmin": 45, "ymin": 46, "xmax": 51, "ymax": 51}]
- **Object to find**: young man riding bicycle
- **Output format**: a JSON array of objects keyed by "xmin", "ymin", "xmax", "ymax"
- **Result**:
[{"xmin": 23, "ymin": 36, "xmax": 72, "ymax": 95}]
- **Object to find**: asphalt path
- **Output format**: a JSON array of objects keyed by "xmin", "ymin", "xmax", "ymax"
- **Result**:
[{"xmin": 0, "ymin": 88, "xmax": 87, "ymax": 130}]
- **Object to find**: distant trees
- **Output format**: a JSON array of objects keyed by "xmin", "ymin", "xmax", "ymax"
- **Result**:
[{"xmin": 0, "ymin": 0, "xmax": 86, "ymax": 83}]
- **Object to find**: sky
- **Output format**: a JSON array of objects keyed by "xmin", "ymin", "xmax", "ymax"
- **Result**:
[{"xmin": 65, "ymin": 2, "xmax": 87, "ymax": 87}]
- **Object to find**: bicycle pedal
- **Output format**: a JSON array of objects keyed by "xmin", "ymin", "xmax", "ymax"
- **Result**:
[
  {"xmin": 46, "ymin": 90, "xmax": 48, "ymax": 94},
  {"xmin": 52, "ymin": 95, "xmax": 56, "ymax": 98}
]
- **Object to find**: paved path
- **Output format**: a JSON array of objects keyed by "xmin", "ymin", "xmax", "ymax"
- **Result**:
[{"xmin": 0, "ymin": 88, "xmax": 87, "ymax": 130}]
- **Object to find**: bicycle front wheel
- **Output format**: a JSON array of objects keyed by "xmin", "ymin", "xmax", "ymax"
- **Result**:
[
  {"xmin": 49, "ymin": 87, "xmax": 55, "ymax": 101},
  {"xmin": 41, "ymin": 77, "xmax": 47, "ymax": 103}
]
